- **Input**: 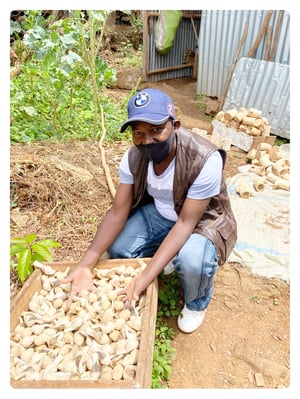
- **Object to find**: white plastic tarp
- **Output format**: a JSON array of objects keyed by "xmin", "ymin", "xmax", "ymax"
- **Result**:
[{"xmin": 227, "ymin": 172, "xmax": 290, "ymax": 282}]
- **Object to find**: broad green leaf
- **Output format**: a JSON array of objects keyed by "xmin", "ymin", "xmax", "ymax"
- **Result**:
[
  {"xmin": 163, "ymin": 365, "xmax": 171, "ymax": 377},
  {"xmin": 10, "ymin": 20, "xmax": 22, "ymax": 35},
  {"xmin": 61, "ymin": 50, "xmax": 82, "ymax": 65},
  {"xmin": 10, "ymin": 237, "xmax": 28, "ymax": 245},
  {"xmin": 10, "ymin": 245, "xmax": 27, "ymax": 256},
  {"xmin": 25, "ymin": 234, "xmax": 37, "ymax": 244},
  {"xmin": 31, "ymin": 243, "xmax": 53, "ymax": 261},
  {"xmin": 17, "ymin": 248, "xmax": 32, "ymax": 283},
  {"xmin": 22, "ymin": 106, "xmax": 37, "ymax": 117},
  {"xmin": 42, "ymin": 38, "xmax": 57, "ymax": 51},
  {"xmin": 38, "ymin": 239, "xmax": 61, "ymax": 248},
  {"xmin": 32, "ymin": 253, "xmax": 45, "ymax": 262},
  {"xmin": 60, "ymin": 32, "xmax": 77, "ymax": 48}
]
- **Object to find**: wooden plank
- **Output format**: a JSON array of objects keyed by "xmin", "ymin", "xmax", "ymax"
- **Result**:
[
  {"xmin": 10, "ymin": 270, "xmax": 42, "ymax": 331},
  {"xmin": 135, "ymin": 277, "xmax": 158, "ymax": 388},
  {"xmin": 10, "ymin": 258, "xmax": 157, "ymax": 389},
  {"xmin": 10, "ymin": 379, "xmax": 136, "ymax": 389},
  {"xmin": 147, "ymin": 63, "xmax": 194, "ymax": 76}
]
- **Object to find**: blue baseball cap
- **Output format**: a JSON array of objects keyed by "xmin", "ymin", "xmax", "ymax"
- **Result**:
[{"xmin": 120, "ymin": 88, "xmax": 176, "ymax": 132}]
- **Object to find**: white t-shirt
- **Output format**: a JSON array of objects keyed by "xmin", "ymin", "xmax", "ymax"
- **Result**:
[{"xmin": 119, "ymin": 149, "xmax": 223, "ymax": 221}]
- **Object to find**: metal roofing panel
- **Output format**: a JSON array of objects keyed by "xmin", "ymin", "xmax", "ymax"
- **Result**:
[
  {"xmin": 223, "ymin": 57, "xmax": 290, "ymax": 139},
  {"xmin": 144, "ymin": 10, "xmax": 201, "ymax": 81},
  {"xmin": 197, "ymin": 10, "xmax": 290, "ymax": 97}
]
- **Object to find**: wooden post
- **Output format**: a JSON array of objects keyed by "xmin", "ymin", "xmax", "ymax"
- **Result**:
[
  {"xmin": 217, "ymin": 20, "xmax": 249, "ymax": 112},
  {"xmin": 190, "ymin": 15, "xmax": 199, "ymax": 80},
  {"xmin": 264, "ymin": 26, "xmax": 273, "ymax": 61},
  {"xmin": 270, "ymin": 10, "xmax": 284, "ymax": 61},
  {"xmin": 248, "ymin": 10, "xmax": 273, "ymax": 58},
  {"xmin": 142, "ymin": 10, "xmax": 149, "ymax": 81}
]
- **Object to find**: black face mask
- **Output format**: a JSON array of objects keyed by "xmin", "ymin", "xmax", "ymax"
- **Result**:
[{"xmin": 135, "ymin": 129, "xmax": 175, "ymax": 164}]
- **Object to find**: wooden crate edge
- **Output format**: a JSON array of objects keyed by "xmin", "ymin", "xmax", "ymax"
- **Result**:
[{"xmin": 134, "ymin": 277, "xmax": 158, "ymax": 388}]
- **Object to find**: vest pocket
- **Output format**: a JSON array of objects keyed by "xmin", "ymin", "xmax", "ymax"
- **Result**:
[
  {"xmin": 215, "ymin": 218, "xmax": 237, "ymax": 264},
  {"xmin": 197, "ymin": 216, "xmax": 237, "ymax": 265}
]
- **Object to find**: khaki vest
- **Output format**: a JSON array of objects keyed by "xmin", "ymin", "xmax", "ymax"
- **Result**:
[{"xmin": 128, "ymin": 127, "xmax": 237, "ymax": 264}]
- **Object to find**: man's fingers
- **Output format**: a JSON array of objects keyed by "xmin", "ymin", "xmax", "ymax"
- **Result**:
[
  {"xmin": 65, "ymin": 290, "xmax": 76, "ymax": 310},
  {"xmin": 59, "ymin": 275, "xmax": 72, "ymax": 284},
  {"xmin": 65, "ymin": 281, "xmax": 96, "ymax": 310},
  {"xmin": 66, "ymin": 296, "xmax": 72, "ymax": 310}
]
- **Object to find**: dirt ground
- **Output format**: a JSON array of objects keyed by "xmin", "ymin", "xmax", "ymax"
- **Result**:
[{"xmin": 10, "ymin": 78, "xmax": 290, "ymax": 390}]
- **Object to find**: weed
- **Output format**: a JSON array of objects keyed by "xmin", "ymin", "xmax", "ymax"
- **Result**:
[
  {"xmin": 196, "ymin": 94, "xmax": 213, "ymax": 122},
  {"xmin": 151, "ymin": 271, "xmax": 181, "ymax": 387},
  {"xmin": 250, "ymin": 294, "xmax": 261, "ymax": 304},
  {"xmin": 273, "ymin": 297, "xmax": 280, "ymax": 305},
  {"xmin": 158, "ymin": 272, "xmax": 181, "ymax": 318},
  {"xmin": 275, "ymin": 137, "xmax": 289, "ymax": 146},
  {"xmin": 152, "ymin": 317, "xmax": 176, "ymax": 388}
]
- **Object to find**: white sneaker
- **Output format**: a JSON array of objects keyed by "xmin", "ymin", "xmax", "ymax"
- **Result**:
[
  {"xmin": 177, "ymin": 304, "xmax": 206, "ymax": 333},
  {"xmin": 163, "ymin": 261, "xmax": 175, "ymax": 275}
]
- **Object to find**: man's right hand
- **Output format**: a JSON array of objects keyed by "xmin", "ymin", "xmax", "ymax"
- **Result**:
[{"xmin": 60, "ymin": 266, "xmax": 95, "ymax": 308}]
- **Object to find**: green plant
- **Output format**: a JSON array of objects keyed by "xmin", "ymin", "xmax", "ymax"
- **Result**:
[
  {"xmin": 275, "ymin": 137, "xmax": 289, "ymax": 146},
  {"xmin": 158, "ymin": 272, "xmax": 181, "ymax": 317},
  {"xmin": 10, "ymin": 234, "xmax": 61, "ymax": 283},
  {"xmin": 196, "ymin": 94, "xmax": 213, "ymax": 122},
  {"xmin": 250, "ymin": 294, "xmax": 261, "ymax": 304},
  {"xmin": 273, "ymin": 297, "xmax": 280, "ymax": 305},
  {"xmin": 122, "ymin": 46, "xmax": 143, "ymax": 67},
  {"xmin": 151, "ymin": 317, "xmax": 176, "ymax": 388},
  {"xmin": 151, "ymin": 271, "xmax": 181, "ymax": 387},
  {"xmin": 10, "ymin": 10, "xmax": 119, "ymax": 143},
  {"xmin": 197, "ymin": 94, "xmax": 207, "ymax": 112}
]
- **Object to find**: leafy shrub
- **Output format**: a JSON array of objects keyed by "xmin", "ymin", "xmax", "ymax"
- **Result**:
[{"xmin": 10, "ymin": 10, "xmax": 131, "ymax": 144}]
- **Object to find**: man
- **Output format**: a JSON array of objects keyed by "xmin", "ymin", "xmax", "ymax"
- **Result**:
[{"xmin": 61, "ymin": 88, "xmax": 237, "ymax": 333}]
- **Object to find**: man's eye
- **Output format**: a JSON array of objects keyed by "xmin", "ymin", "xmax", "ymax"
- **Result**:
[{"xmin": 152, "ymin": 127, "xmax": 163, "ymax": 133}]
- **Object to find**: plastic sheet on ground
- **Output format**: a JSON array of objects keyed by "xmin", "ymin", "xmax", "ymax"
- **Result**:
[{"xmin": 226, "ymin": 172, "xmax": 290, "ymax": 282}]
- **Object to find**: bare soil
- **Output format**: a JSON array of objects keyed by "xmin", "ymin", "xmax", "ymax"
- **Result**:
[{"xmin": 10, "ymin": 78, "xmax": 290, "ymax": 389}]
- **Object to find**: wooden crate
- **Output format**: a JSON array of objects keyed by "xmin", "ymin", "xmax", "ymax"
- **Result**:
[{"xmin": 10, "ymin": 258, "xmax": 158, "ymax": 389}]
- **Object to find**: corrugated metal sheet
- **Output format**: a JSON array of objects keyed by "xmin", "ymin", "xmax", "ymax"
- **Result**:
[
  {"xmin": 142, "ymin": 10, "xmax": 290, "ymax": 139},
  {"xmin": 143, "ymin": 10, "xmax": 201, "ymax": 81},
  {"xmin": 196, "ymin": 10, "xmax": 290, "ymax": 96},
  {"xmin": 196, "ymin": 10, "xmax": 290, "ymax": 139},
  {"xmin": 223, "ymin": 58, "xmax": 290, "ymax": 139}
]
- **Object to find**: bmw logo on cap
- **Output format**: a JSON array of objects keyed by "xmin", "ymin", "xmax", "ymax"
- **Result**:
[{"xmin": 134, "ymin": 92, "xmax": 150, "ymax": 108}]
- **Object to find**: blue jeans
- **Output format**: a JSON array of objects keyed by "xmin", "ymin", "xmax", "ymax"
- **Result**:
[{"xmin": 108, "ymin": 203, "xmax": 218, "ymax": 311}]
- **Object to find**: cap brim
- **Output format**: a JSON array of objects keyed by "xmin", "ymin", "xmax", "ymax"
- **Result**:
[{"xmin": 120, "ymin": 115, "xmax": 171, "ymax": 133}]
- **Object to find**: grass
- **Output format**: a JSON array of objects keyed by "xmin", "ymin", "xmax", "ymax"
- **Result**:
[{"xmin": 151, "ymin": 271, "xmax": 182, "ymax": 388}]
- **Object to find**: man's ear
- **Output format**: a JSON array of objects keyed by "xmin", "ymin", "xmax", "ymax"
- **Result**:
[{"xmin": 173, "ymin": 120, "xmax": 181, "ymax": 132}]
